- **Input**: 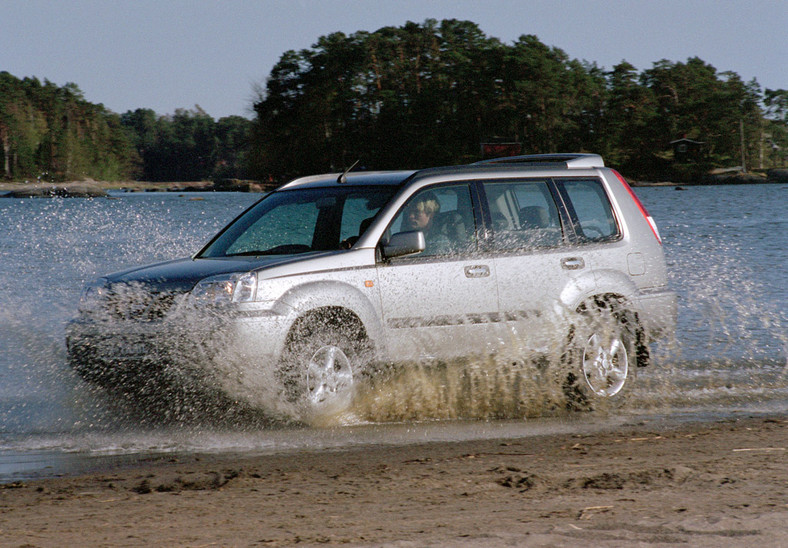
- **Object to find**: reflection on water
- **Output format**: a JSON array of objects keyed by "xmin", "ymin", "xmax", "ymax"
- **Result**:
[{"xmin": 0, "ymin": 185, "xmax": 785, "ymax": 481}]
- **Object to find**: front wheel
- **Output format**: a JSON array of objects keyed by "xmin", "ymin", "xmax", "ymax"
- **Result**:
[
  {"xmin": 564, "ymin": 301, "xmax": 637, "ymax": 410},
  {"xmin": 279, "ymin": 313, "xmax": 369, "ymax": 417},
  {"xmin": 304, "ymin": 342, "xmax": 355, "ymax": 410}
]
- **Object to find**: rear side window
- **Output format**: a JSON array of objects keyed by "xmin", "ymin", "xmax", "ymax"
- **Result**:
[
  {"xmin": 557, "ymin": 179, "xmax": 619, "ymax": 242},
  {"xmin": 482, "ymin": 180, "xmax": 563, "ymax": 250}
]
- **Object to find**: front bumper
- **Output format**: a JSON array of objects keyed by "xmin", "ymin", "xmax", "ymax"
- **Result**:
[{"xmin": 65, "ymin": 306, "xmax": 293, "ymax": 395}]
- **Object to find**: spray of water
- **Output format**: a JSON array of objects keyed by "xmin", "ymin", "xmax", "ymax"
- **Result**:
[
  {"xmin": 56, "ymin": 244, "xmax": 788, "ymax": 426},
  {"xmin": 1, "ymin": 188, "xmax": 786, "ymax": 452}
]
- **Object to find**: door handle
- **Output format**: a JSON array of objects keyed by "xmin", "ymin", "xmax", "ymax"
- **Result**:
[
  {"xmin": 464, "ymin": 265, "xmax": 490, "ymax": 278},
  {"xmin": 560, "ymin": 257, "xmax": 585, "ymax": 270}
]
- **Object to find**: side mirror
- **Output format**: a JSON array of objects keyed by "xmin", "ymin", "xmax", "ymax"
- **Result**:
[{"xmin": 382, "ymin": 230, "xmax": 426, "ymax": 258}]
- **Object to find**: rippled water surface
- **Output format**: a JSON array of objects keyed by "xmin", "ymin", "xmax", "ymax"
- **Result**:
[{"xmin": 0, "ymin": 184, "xmax": 785, "ymax": 481}]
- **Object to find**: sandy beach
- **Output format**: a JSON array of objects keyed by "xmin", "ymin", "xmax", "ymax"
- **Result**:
[{"xmin": 0, "ymin": 415, "xmax": 786, "ymax": 546}]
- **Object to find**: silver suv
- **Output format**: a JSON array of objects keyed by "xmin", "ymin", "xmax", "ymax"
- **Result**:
[{"xmin": 67, "ymin": 154, "xmax": 676, "ymax": 418}]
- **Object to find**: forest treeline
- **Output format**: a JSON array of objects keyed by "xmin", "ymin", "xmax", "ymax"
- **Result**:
[
  {"xmin": 2, "ymin": 19, "xmax": 787, "ymax": 184},
  {"xmin": 0, "ymin": 72, "xmax": 250, "ymax": 183}
]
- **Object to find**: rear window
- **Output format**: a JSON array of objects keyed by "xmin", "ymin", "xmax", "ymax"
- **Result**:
[{"xmin": 557, "ymin": 179, "xmax": 619, "ymax": 242}]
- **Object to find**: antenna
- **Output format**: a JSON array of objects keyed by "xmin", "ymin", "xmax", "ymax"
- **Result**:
[{"xmin": 337, "ymin": 159, "xmax": 360, "ymax": 184}]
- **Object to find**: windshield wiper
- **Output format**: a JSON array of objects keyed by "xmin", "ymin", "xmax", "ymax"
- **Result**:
[{"xmin": 225, "ymin": 244, "xmax": 313, "ymax": 256}]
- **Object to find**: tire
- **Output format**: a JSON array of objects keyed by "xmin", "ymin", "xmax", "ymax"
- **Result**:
[
  {"xmin": 279, "ymin": 312, "xmax": 368, "ymax": 416},
  {"xmin": 564, "ymin": 300, "xmax": 637, "ymax": 411}
]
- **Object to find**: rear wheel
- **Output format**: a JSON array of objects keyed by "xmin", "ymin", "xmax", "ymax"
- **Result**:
[{"xmin": 564, "ymin": 299, "xmax": 637, "ymax": 411}]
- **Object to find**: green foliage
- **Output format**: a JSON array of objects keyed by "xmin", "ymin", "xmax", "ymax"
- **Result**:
[
  {"xmin": 251, "ymin": 20, "xmax": 787, "ymax": 180},
  {"xmin": 119, "ymin": 107, "xmax": 252, "ymax": 182},
  {"xmin": 0, "ymin": 72, "xmax": 138, "ymax": 181},
  {"xmin": 0, "ymin": 74, "xmax": 252, "ymax": 182}
]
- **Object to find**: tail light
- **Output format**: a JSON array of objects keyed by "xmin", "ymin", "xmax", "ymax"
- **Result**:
[{"xmin": 611, "ymin": 170, "xmax": 662, "ymax": 245}]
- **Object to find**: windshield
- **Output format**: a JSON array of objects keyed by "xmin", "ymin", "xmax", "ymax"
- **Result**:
[{"xmin": 198, "ymin": 186, "xmax": 398, "ymax": 258}]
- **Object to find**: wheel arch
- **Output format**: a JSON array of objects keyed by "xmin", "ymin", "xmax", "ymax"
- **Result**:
[
  {"xmin": 278, "ymin": 280, "xmax": 385, "ymax": 357},
  {"xmin": 285, "ymin": 306, "xmax": 367, "ymax": 346}
]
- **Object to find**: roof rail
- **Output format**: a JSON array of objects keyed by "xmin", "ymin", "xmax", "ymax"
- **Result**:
[{"xmin": 473, "ymin": 153, "xmax": 604, "ymax": 169}]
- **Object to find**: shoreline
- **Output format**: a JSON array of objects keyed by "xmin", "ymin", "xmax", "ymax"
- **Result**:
[
  {"xmin": 1, "ymin": 414, "xmax": 786, "ymax": 546},
  {"xmin": 0, "ymin": 179, "xmax": 273, "ymax": 198},
  {"xmin": 1, "ymin": 171, "xmax": 787, "ymax": 198}
]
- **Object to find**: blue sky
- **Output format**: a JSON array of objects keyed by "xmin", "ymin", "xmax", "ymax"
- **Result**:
[{"xmin": 2, "ymin": 0, "xmax": 786, "ymax": 119}]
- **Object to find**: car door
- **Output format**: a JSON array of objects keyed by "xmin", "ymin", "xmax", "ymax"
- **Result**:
[
  {"xmin": 376, "ymin": 182, "xmax": 500, "ymax": 360},
  {"xmin": 481, "ymin": 179, "xmax": 591, "ymax": 356}
]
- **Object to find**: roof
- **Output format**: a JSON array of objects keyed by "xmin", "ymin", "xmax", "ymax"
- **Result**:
[{"xmin": 278, "ymin": 153, "xmax": 607, "ymax": 190}]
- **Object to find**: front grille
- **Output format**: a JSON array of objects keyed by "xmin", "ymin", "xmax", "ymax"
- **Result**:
[{"xmin": 103, "ymin": 291, "xmax": 179, "ymax": 321}]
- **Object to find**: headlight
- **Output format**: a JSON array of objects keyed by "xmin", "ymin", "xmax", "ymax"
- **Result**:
[
  {"xmin": 78, "ymin": 277, "xmax": 109, "ymax": 311},
  {"xmin": 190, "ymin": 272, "xmax": 257, "ymax": 305}
]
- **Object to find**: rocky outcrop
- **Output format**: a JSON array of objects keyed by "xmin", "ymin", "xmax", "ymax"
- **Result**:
[
  {"xmin": 2, "ymin": 183, "xmax": 107, "ymax": 198},
  {"xmin": 702, "ymin": 172, "xmax": 767, "ymax": 185},
  {"xmin": 166, "ymin": 179, "xmax": 275, "ymax": 193},
  {"xmin": 210, "ymin": 179, "xmax": 276, "ymax": 193},
  {"xmin": 767, "ymin": 169, "xmax": 788, "ymax": 183},
  {"xmin": 0, "ymin": 179, "xmax": 278, "ymax": 198}
]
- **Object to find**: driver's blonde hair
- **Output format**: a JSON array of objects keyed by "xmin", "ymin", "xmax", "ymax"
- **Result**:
[{"xmin": 411, "ymin": 192, "xmax": 440, "ymax": 215}]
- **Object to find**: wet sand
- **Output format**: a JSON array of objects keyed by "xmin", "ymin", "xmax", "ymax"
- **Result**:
[{"xmin": 1, "ymin": 415, "xmax": 786, "ymax": 546}]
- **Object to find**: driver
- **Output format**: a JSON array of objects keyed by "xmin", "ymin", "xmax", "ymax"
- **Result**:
[{"xmin": 402, "ymin": 191, "xmax": 450, "ymax": 254}]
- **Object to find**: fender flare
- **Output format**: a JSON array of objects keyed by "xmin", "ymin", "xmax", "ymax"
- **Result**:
[
  {"xmin": 557, "ymin": 270, "xmax": 599, "ymax": 316},
  {"xmin": 276, "ymin": 280, "xmax": 386, "ymax": 357},
  {"xmin": 590, "ymin": 268, "xmax": 641, "ymax": 310}
]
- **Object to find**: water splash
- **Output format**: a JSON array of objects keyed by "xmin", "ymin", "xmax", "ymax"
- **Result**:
[{"xmin": 0, "ymin": 186, "xmax": 786, "ymax": 467}]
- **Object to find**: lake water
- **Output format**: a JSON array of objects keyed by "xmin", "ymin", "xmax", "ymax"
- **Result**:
[{"xmin": 0, "ymin": 184, "xmax": 786, "ymax": 481}]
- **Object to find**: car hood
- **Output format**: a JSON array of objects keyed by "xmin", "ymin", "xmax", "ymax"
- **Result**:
[{"xmin": 103, "ymin": 254, "xmax": 330, "ymax": 293}]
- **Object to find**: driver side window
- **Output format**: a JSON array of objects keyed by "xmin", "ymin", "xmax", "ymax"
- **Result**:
[{"xmin": 386, "ymin": 184, "xmax": 476, "ymax": 257}]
